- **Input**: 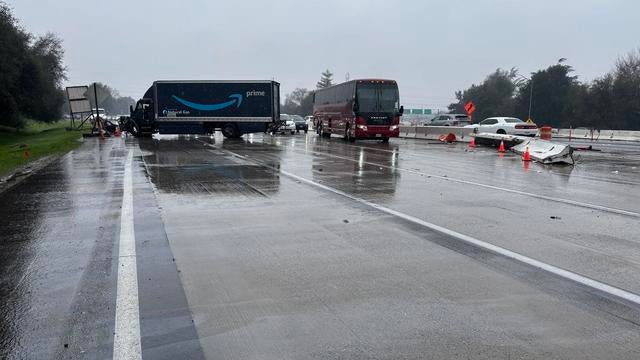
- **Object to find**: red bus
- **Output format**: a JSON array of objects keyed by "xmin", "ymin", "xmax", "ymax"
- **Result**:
[{"xmin": 313, "ymin": 79, "xmax": 403, "ymax": 142}]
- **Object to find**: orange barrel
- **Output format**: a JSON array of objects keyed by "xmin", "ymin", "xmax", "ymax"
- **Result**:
[{"xmin": 540, "ymin": 126, "xmax": 553, "ymax": 140}]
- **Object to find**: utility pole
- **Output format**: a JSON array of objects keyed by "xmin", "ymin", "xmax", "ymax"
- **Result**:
[
  {"xmin": 528, "ymin": 79, "xmax": 533, "ymax": 121},
  {"xmin": 518, "ymin": 74, "xmax": 534, "ymax": 122}
]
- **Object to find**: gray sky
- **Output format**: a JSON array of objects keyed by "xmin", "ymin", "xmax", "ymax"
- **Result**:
[{"xmin": 8, "ymin": 0, "xmax": 639, "ymax": 109}]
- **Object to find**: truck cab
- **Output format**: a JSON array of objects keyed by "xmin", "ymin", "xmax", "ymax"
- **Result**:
[{"xmin": 127, "ymin": 99, "xmax": 154, "ymax": 136}]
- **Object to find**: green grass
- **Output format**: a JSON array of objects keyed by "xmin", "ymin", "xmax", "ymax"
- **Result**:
[{"xmin": 0, "ymin": 120, "xmax": 82, "ymax": 177}]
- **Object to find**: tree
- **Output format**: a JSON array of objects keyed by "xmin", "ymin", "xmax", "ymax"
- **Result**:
[
  {"xmin": 448, "ymin": 68, "xmax": 518, "ymax": 122},
  {"xmin": 0, "ymin": 3, "xmax": 66, "ymax": 126},
  {"xmin": 515, "ymin": 61, "xmax": 578, "ymax": 127},
  {"xmin": 83, "ymin": 82, "xmax": 135, "ymax": 115},
  {"xmin": 611, "ymin": 49, "xmax": 640, "ymax": 130},
  {"xmin": 18, "ymin": 32, "xmax": 67, "ymax": 122},
  {"xmin": 281, "ymin": 88, "xmax": 314, "ymax": 115},
  {"xmin": 0, "ymin": 2, "xmax": 30, "ymax": 127},
  {"xmin": 316, "ymin": 69, "xmax": 334, "ymax": 89}
]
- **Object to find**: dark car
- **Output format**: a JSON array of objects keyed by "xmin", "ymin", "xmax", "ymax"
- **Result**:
[{"xmin": 290, "ymin": 115, "xmax": 308, "ymax": 133}]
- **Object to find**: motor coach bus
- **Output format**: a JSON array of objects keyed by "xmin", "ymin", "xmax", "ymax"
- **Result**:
[{"xmin": 313, "ymin": 79, "xmax": 403, "ymax": 142}]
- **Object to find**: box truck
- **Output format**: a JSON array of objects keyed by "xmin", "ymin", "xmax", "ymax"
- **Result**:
[{"xmin": 122, "ymin": 80, "xmax": 280, "ymax": 138}]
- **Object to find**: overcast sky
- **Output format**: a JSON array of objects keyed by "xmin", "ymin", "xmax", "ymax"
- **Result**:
[{"xmin": 7, "ymin": 0, "xmax": 639, "ymax": 109}]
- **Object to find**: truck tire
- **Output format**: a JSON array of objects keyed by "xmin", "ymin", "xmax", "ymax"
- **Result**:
[
  {"xmin": 222, "ymin": 123, "xmax": 242, "ymax": 138},
  {"xmin": 128, "ymin": 120, "xmax": 141, "ymax": 137}
]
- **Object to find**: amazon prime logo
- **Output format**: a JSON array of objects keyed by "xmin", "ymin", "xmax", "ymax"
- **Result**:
[
  {"xmin": 171, "ymin": 94, "xmax": 243, "ymax": 111},
  {"xmin": 246, "ymin": 90, "xmax": 265, "ymax": 97}
]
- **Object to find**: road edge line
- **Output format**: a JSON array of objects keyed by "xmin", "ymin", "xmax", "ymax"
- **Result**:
[{"xmin": 113, "ymin": 150, "xmax": 142, "ymax": 359}]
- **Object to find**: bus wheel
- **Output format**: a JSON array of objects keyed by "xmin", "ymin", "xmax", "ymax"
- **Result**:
[{"xmin": 221, "ymin": 123, "xmax": 242, "ymax": 138}]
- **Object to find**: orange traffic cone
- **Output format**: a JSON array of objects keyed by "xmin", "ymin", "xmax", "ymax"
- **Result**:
[
  {"xmin": 469, "ymin": 137, "xmax": 476, "ymax": 148},
  {"xmin": 498, "ymin": 140, "xmax": 505, "ymax": 153},
  {"xmin": 523, "ymin": 146, "xmax": 531, "ymax": 162}
]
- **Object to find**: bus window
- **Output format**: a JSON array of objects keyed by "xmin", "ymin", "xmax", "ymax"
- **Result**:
[
  {"xmin": 357, "ymin": 86, "xmax": 378, "ymax": 112},
  {"xmin": 357, "ymin": 83, "xmax": 399, "ymax": 113}
]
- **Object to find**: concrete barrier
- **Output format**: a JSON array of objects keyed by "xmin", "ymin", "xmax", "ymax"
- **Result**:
[
  {"xmin": 399, "ymin": 125, "xmax": 475, "ymax": 142},
  {"xmin": 415, "ymin": 126, "xmax": 429, "ymax": 139},
  {"xmin": 400, "ymin": 125, "xmax": 640, "ymax": 143},
  {"xmin": 554, "ymin": 129, "xmax": 640, "ymax": 142},
  {"xmin": 399, "ymin": 126, "xmax": 417, "ymax": 138}
]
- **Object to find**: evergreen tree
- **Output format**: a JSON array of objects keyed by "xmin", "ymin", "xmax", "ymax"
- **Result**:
[{"xmin": 316, "ymin": 69, "xmax": 334, "ymax": 89}]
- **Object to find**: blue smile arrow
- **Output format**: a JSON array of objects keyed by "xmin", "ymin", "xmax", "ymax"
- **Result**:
[{"xmin": 171, "ymin": 94, "xmax": 243, "ymax": 111}]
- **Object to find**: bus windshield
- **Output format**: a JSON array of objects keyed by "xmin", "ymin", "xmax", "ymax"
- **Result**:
[{"xmin": 356, "ymin": 83, "xmax": 399, "ymax": 113}]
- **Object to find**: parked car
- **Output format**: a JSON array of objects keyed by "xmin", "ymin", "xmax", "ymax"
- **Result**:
[
  {"xmin": 279, "ymin": 119, "xmax": 296, "ymax": 135},
  {"xmin": 428, "ymin": 114, "xmax": 471, "ymax": 126},
  {"xmin": 466, "ymin": 117, "xmax": 538, "ymax": 136},
  {"xmin": 290, "ymin": 115, "xmax": 309, "ymax": 133}
]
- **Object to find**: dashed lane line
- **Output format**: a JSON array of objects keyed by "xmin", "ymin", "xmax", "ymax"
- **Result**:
[
  {"xmin": 212, "ymin": 143, "xmax": 640, "ymax": 308},
  {"xmin": 285, "ymin": 143, "xmax": 640, "ymax": 218}
]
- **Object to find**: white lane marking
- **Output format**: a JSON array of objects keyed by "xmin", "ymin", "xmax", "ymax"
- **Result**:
[
  {"xmin": 212, "ymin": 144, "xmax": 640, "ymax": 307},
  {"xmin": 289, "ymin": 145, "xmax": 640, "ymax": 218},
  {"xmin": 113, "ymin": 150, "xmax": 142, "ymax": 360},
  {"xmin": 278, "ymin": 169, "xmax": 640, "ymax": 306}
]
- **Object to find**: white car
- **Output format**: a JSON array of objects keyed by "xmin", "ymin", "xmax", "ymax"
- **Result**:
[
  {"xmin": 279, "ymin": 120, "xmax": 296, "ymax": 135},
  {"xmin": 466, "ymin": 117, "xmax": 538, "ymax": 137}
]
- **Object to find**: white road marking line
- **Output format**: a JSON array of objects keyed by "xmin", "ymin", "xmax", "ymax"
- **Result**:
[
  {"xmin": 290, "ymin": 145, "xmax": 640, "ymax": 218},
  {"xmin": 113, "ymin": 150, "xmax": 142, "ymax": 360},
  {"xmin": 211, "ymin": 144, "xmax": 640, "ymax": 307},
  {"xmin": 278, "ymin": 169, "xmax": 640, "ymax": 306}
]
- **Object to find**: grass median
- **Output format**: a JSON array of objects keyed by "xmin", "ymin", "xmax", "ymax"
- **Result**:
[{"xmin": 0, "ymin": 120, "xmax": 83, "ymax": 177}]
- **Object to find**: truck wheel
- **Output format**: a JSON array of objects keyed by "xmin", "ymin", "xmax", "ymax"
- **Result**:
[
  {"xmin": 304, "ymin": 129, "xmax": 308, "ymax": 134},
  {"xmin": 222, "ymin": 123, "xmax": 242, "ymax": 138},
  {"xmin": 129, "ymin": 121, "xmax": 141, "ymax": 137}
]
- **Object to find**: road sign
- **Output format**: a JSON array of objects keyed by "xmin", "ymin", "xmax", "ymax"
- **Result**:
[{"xmin": 464, "ymin": 101, "xmax": 476, "ymax": 115}]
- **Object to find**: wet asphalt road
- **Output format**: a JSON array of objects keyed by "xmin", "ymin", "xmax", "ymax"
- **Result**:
[{"xmin": 1, "ymin": 132, "xmax": 640, "ymax": 359}]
